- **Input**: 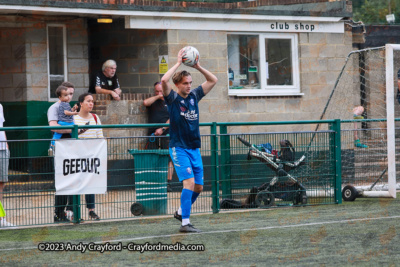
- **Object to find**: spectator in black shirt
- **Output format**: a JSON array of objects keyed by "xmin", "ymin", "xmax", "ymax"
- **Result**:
[
  {"xmin": 143, "ymin": 82, "xmax": 173, "ymax": 192},
  {"xmin": 89, "ymin": 59, "xmax": 121, "ymax": 101}
]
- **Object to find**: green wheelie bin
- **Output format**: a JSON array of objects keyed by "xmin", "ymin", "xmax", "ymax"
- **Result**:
[{"xmin": 128, "ymin": 149, "xmax": 169, "ymax": 216}]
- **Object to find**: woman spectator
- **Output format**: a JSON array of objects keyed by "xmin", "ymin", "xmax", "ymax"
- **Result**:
[{"xmin": 74, "ymin": 93, "xmax": 103, "ymax": 220}]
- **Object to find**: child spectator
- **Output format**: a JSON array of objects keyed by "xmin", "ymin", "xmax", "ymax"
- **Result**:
[
  {"xmin": 52, "ymin": 86, "xmax": 78, "ymax": 141},
  {"xmin": 353, "ymin": 106, "xmax": 368, "ymax": 148}
]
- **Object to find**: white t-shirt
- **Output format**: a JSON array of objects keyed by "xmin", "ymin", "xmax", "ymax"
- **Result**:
[
  {"xmin": 0, "ymin": 104, "xmax": 7, "ymax": 150},
  {"xmin": 47, "ymin": 101, "xmax": 60, "ymax": 123},
  {"xmin": 74, "ymin": 114, "xmax": 104, "ymax": 139}
]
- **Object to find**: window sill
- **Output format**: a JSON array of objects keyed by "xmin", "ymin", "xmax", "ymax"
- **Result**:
[{"xmin": 229, "ymin": 91, "xmax": 304, "ymax": 97}]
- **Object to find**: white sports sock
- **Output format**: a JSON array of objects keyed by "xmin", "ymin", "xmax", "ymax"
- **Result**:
[
  {"xmin": 178, "ymin": 207, "xmax": 182, "ymax": 215},
  {"xmin": 182, "ymin": 218, "xmax": 190, "ymax": 226}
]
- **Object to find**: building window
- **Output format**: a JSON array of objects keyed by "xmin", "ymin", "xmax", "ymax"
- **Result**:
[
  {"xmin": 47, "ymin": 25, "xmax": 67, "ymax": 100},
  {"xmin": 227, "ymin": 33, "xmax": 300, "ymax": 96}
]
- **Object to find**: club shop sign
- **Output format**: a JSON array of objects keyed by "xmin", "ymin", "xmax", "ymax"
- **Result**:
[
  {"xmin": 270, "ymin": 22, "xmax": 316, "ymax": 32},
  {"xmin": 127, "ymin": 13, "xmax": 344, "ymax": 33}
]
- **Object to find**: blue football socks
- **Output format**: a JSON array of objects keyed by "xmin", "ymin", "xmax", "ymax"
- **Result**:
[
  {"xmin": 178, "ymin": 191, "xmax": 200, "ymax": 215},
  {"xmin": 181, "ymin": 188, "xmax": 193, "ymax": 220},
  {"xmin": 191, "ymin": 191, "xmax": 200, "ymax": 204}
]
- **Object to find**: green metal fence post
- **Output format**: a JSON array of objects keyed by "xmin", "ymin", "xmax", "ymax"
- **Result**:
[
  {"xmin": 210, "ymin": 122, "xmax": 220, "ymax": 213},
  {"xmin": 330, "ymin": 119, "xmax": 342, "ymax": 204},
  {"xmin": 219, "ymin": 125, "xmax": 232, "ymax": 199},
  {"xmin": 71, "ymin": 125, "xmax": 81, "ymax": 223},
  {"xmin": 71, "ymin": 125, "xmax": 79, "ymax": 139}
]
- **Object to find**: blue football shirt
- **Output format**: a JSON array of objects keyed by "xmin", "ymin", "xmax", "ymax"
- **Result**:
[{"xmin": 165, "ymin": 86, "xmax": 205, "ymax": 149}]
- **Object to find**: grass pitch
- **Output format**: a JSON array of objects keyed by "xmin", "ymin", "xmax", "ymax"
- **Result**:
[{"xmin": 1, "ymin": 195, "xmax": 400, "ymax": 266}]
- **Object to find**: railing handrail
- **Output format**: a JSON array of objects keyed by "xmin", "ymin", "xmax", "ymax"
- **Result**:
[
  {"xmin": 343, "ymin": 118, "xmax": 400, "ymax": 123},
  {"xmin": 0, "ymin": 123, "xmax": 174, "ymax": 131},
  {"xmin": 216, "ymin": 120, "xmax": 337, "ymax": 126}
]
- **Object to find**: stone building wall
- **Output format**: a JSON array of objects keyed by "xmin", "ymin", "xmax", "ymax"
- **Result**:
[
  {"xmin": 66, "ymin": 19, "xmax": 90, "ymax": 99},
  {"xmin": 92, "ymin": 93, "xmax": 151, "ymax": 137},
  {"xmin": 0, "ymin": 25, "xmax": 27, "ymax": 101},
  {"xmin": 0, "ymin": 16, "xmax": 89, "ymax": 102},
  {"xmin": 92, "ymin": 93, "xmax": 153, "ymax": 158}
]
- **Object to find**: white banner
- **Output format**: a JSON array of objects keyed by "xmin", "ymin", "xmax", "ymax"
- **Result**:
[{"xmin": 55, "ymin": 139, "xmax": 107, "ymax": 195}]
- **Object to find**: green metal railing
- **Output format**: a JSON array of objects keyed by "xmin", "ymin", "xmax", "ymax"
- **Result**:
[
  {"xmin": 217, "ymin": 120, "xmax": 341, "ymax": 207},
  {"xmin": 0, "ymin": 120, "xmax": 341, "ymax": 228}
]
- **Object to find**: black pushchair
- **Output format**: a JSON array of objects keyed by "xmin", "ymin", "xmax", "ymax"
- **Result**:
[{"xmin": 236, "ymin": 137, "xmax": 308, "ymax": 208}]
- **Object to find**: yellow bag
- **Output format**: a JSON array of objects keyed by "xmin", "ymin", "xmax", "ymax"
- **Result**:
[{"xmin": 0, "ymin": 200, "xmax": 5, "ymax": 217}]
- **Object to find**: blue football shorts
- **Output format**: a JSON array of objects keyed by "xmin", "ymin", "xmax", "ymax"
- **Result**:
[{"xmin": 169, "ymin": 147, "xmax": 204, "ymax": 185}]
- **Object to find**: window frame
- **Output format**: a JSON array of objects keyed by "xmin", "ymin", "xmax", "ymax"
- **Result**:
[
  {"xmin": 228, "ymin": 32, "xmax": 302, "ymax": 97},
  {"xmin": 47, "ymin": 24, "xmax": 68, "ymax": 101}
]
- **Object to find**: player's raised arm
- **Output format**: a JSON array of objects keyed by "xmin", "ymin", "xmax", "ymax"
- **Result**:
[
  {"xmin": 193, "ymin": 62, "xmax": 218, "ymax": 95},
  {"xmin": 161, "ymin": 48, "xmax": 185, "ymax": 97}
]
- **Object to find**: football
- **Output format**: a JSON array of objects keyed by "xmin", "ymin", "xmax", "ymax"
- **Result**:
[{"xmin": 182, "ymin": 46, "xmax": 200, "ymax": 67}]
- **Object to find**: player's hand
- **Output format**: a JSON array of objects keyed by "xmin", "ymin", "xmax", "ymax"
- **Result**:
[
  {"xmin": 78, "ymin": 129, "xmax": 88, "ymax": 135},
  {"xmin": 177, "ymin": 48, "xmax": 185, "ymax": 64},
  {"xmin": 114, "ymin": 88, "xmax": 122, "ymax": 96},
  {"xmin": 111, "ymin": 91, "xmax": 120, "ymax": 101},
  {"xmin": 71, "ymin": 104, "xmax": 78, "ymax": 112},
  {"xmin": 156, "ymin": 94, "xmax": 164, "ymax": 100},
  {"xmin": 192, "ymin": 61, "xmax": 201, "ymax": 69},
  {"xmin": 154, "ymin": 128, "xmax": 164, "ymax": 136}
]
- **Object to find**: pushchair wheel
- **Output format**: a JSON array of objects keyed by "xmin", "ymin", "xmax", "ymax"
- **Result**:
[
  {"xmin": 293, "ymin": 191, "xmax": 307, "ymax": 206},
  {"xmin": 131, "ymin": 202, "xmax": 144, "ymax": 216},
  {"xmin": 255, "ymin": 190, "xmax": 275, "ymax": 208}
]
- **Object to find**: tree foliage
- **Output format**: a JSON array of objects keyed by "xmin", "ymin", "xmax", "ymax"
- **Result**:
[{"xmin": 353, "ymin": 0, "xmax": 400, "ymax": 24}]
